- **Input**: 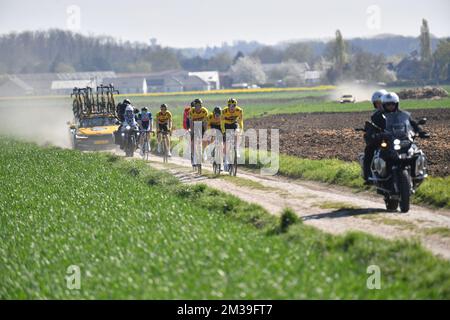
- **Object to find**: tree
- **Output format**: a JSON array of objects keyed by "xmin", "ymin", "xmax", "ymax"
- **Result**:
[
  {"xmin": 433, "ymin": 38, "xmax": 450, "ymax": 81},
  {"xmin": 208, "ymin": 51, "xmax": 233, "ymax": 71},
  {"xmin": 267, "ymin": 60, "xmax": 306, "ymax": 86},
  {"xmin": 350, "ymin": 51, "xmax": 395, "ymax": 82},
  {"xmin": 420, "ymin": 19, "xmax": 432, "ymax": 62},
  {"xmin": 251, "ymin": 46, "xmax": 283, "ymax": 64},
  {"xmin": 282, "ymin": 42, "xmax": 314, "ymax": 65},
  {"xmin": 230, "ymin": 56, "xmax": 266, "ymax": 84},
  {"xmin": 324, "ymin": 30, "xmax": 348, "ymax": 83}
]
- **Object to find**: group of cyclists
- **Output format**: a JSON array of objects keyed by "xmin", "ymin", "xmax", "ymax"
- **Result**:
[
  {"xmin": 115, "ymin": 88, "xmax": 428, "ymax": 180},
  {"xmin": 115, "ymin": 97, "xmax": 244, "ymax": 169}
]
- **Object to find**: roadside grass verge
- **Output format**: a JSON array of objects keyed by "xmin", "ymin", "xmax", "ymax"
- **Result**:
[
  {"xmin": 1, "ymin": 138, "xmax": 450, "ymax": 299},
  {"xmin": 243, "ymin": 150, "xmax": 450, "ymax": 209}
]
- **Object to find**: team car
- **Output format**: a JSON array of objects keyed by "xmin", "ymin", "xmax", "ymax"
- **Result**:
[{"xmin": 68, "ymin": 115, "xmax": 119, "ymax": 150}]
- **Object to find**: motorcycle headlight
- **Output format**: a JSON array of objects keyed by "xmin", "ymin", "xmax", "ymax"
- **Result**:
[
  {"xmin": 381, "ymin": 141, "xmax": 388, "ymax": 148},
  {"xmin": 126, "ymin": 125, "xmax": 131, "ymax": 131},
  {"xmin": 394, "ymin": 139, "xmax": 400, "ymax": 145},
  {"xmin": 394, "ymin": 144, "xmax": 401, "ymax": 150},
  {"xmin": 121, "ymin": 133, "xmax": 125, "ymax": 137}
]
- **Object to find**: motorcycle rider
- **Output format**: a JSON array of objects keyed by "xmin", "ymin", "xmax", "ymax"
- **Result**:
[
  {"xmin": 362, "ymin": 90, "xmax": 388, "ymax": 184},
  {"xmin": 363, "ymin": 92, "xmax": 429, "ymax": 183},
  {"xmin": 120, "ymin": 105, "xmax": 139, "ymax": 150},
  {"xmin": 116, "ymin": 98, "xmax": 131, "ymax": 122}
]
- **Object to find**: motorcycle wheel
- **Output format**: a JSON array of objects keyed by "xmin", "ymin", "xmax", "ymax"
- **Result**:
[
  {"xmin": 399, "ymin": 169, "xmax": 411, "ymax": 213},
  {"xmin": 384, "ymin": 197, "xmax": 399, "ymax": 212}
]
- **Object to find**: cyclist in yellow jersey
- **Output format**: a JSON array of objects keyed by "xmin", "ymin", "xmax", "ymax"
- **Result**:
[
  {"xmin": 222, "ymin": 98, "xmax": 243, "ymax": 169},
  {"xmin": 155, "ymin": 104, "xmax": 172, "ymax": 156},
  {"xmin": 207, "ymin": 107, "xmax": 223, "ymax": 132},
  {"xmin": 189, "ymin": 98, "xmax": 209, "ymax": 165}
]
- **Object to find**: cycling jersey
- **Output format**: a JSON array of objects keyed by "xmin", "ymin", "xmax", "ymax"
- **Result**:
[
  {"xmin": 138, "ymin": 111, "xmax": 152, "ymax": 122},
  {"xmin": 189, "ymin": 107, "xmax": 209, "ymax": 122},
  {"xmin": 138, "ymin": 111, "xmax": 152, "ymax": 130},
  {"xmin": 207, "ymin": 113, "xmax": 222, "ymax": 131},
  {"xmin": 221, "ymin": 106, "xmax": 243, "ymax": 132},
  {"xmin": 156, "ymin": 111, "xmax": 172, "ymax": 125}
]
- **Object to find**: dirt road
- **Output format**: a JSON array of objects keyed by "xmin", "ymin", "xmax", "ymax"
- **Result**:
[{"xmin": 126, "ymin": 150, "xmax": 450, "ymax": 260}]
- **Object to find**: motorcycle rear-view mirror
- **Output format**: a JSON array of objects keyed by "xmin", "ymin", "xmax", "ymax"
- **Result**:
[{"xmin": 418, "ymin": 118, "xmax": 427, "ymax": 125}]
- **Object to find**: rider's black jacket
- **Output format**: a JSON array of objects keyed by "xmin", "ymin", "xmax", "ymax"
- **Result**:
[
  {"xmin": 116, "ymin": 103, "xmax": 127, "ymax": 122},
  {"xmin": 365, "ymin": 109, "xmax": 424, "ymax": 146}
]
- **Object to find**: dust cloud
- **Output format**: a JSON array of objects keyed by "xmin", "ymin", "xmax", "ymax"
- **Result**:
[
  {"xmin": 0, "ymin": 97, "xmax": 73, "ymax": 148},
  {"xmin": 330, "ymin": 82, "xmax": 381, "ymax": 102}
]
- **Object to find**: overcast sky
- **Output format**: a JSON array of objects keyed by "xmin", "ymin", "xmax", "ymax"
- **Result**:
[{"xmin": 0, "ymin": 0, "xmax": 449, "ymax": 47}]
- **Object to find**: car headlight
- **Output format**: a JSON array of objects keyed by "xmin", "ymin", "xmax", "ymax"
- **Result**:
[{"xmin": 75, "ymin": 134, "xmax": 88, "ymax": 139}]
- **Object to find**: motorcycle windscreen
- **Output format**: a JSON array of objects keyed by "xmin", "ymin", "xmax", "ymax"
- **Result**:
[{"xmin": 384, "ymin": 112, "xmax": 414, "ymax": 140}]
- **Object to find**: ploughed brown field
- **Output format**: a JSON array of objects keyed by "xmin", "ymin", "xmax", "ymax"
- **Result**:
[{"xmin": 246, "ymin": 108, "xmax": 450, "ymax": 177}]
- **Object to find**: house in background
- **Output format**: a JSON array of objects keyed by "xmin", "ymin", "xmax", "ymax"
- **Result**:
[
  {"xmin": 103, "ymin": 76, "xmax": 147, "ymax": 94},
  {"xmin": 188, "ymin": 71, "xmax": 220, "ymax": 90},
  {"xmin": 0, "ymin": 71, "xmax": 116, "ymax": 96}
]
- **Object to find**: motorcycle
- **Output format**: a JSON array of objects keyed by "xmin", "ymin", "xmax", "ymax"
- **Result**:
[
  {"xmin": 357, "ymin": 113, "xmax": 428, "ymax": 213},
  {"xmin": 121, "ymin": 125, "xmax": 140, "ymax": 157}
]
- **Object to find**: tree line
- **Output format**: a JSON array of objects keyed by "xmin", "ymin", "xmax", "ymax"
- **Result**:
[{"xmin": 0, "ymin": 24, "xmax": 449, "ymax": 85}]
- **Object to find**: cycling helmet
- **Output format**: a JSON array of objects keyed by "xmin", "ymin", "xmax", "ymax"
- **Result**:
[
  {"xmin": 227, "ymin": 98, "xmax": 237, "ymax": 106},
  {"xmin": 193, "ymin": 98, "xmax": 203, "ymax": 106},
  {"xmin": 213, "ymin": 106, "xmax": 222, "ymax": 116},
  {"xmin": 381, "ymin": 92, "xmax": 399, "ymax": 112},
  {"xmin": 190, "ymin": 101, "xmax": 195, "ymax": 108},
  {"xmin": 123, "ymin": 99, "xmax": 131, "ymax": 105},
  {"xmin": 141, "ymin": 107, "xmax": 148, "ymax": 112},
  {"xmin": 160, "ymin": 103, "xmax": 168, "ymax": 109}
]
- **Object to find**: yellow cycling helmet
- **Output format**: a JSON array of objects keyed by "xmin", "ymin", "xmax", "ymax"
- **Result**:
[{"xmin": 227, "ymin": 98, "xmax": 237, "ymax": 106}]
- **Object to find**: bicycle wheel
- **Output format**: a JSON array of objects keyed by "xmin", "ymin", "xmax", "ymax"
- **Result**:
[{"xmin": 162, "ymin": 135, "xmax": 169, "ymax": 163}]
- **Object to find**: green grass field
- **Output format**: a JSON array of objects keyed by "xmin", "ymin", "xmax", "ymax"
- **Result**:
[
  {"xmin": 2, "ymin": 87, "xmax": 449, "ymax": 128},
  {"xmin": 1, "ymin": 138, "xmax": 450, "ymax": 299}
]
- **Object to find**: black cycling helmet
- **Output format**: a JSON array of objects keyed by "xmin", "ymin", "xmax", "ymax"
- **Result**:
[
  {"xmin": 190, "ymin": 101, "xmax": 195, "ymax": 108},
  {"xmin": 123, "ymin": 99, "xmax": 131, "ymax": 105},
  {"xmin": 141, "ymin": 107, "xmax": 148, "ymax": 112},
  {"xmin": 161, "ymin": 103, "xmax": 168, "ymax": 109},
  {"xmin": 193, "ymin": 98, "xmax": 203, "ymax": 106},
  {"xmin": 213, "ymin": 106, "xmax": 222, "ymax": 116},
  {"xmin": 227, "ymin": 98, "xmax": 237, "ymax": 106}
]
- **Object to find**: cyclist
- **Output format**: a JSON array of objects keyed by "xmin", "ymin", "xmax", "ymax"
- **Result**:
[
  {"xmin": 137, "ymin": 107, "xmax": 153, "ymax": 155},
  {"xmin": 155, "ymin": 104, "xmax": 172, "ymax": 156},
  {"xmin": 221, "ymin": 98, "xmax": 244, "ymax": 170},
  {"xmin": 189, "ymin": 98, "xmax": 209, "ymax": 165},
  {"xmin": 207, "ymin": 106, "xmax": 224, "ymax": 161},
  {"xmin": 183, "ymin": 101, "xmax": 194, "ymax": 130}
]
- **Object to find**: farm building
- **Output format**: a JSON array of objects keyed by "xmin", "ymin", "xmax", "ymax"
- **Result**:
[{"xmin": 0, "ymin": 71, "xmax": 116, "ymax": 96}]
